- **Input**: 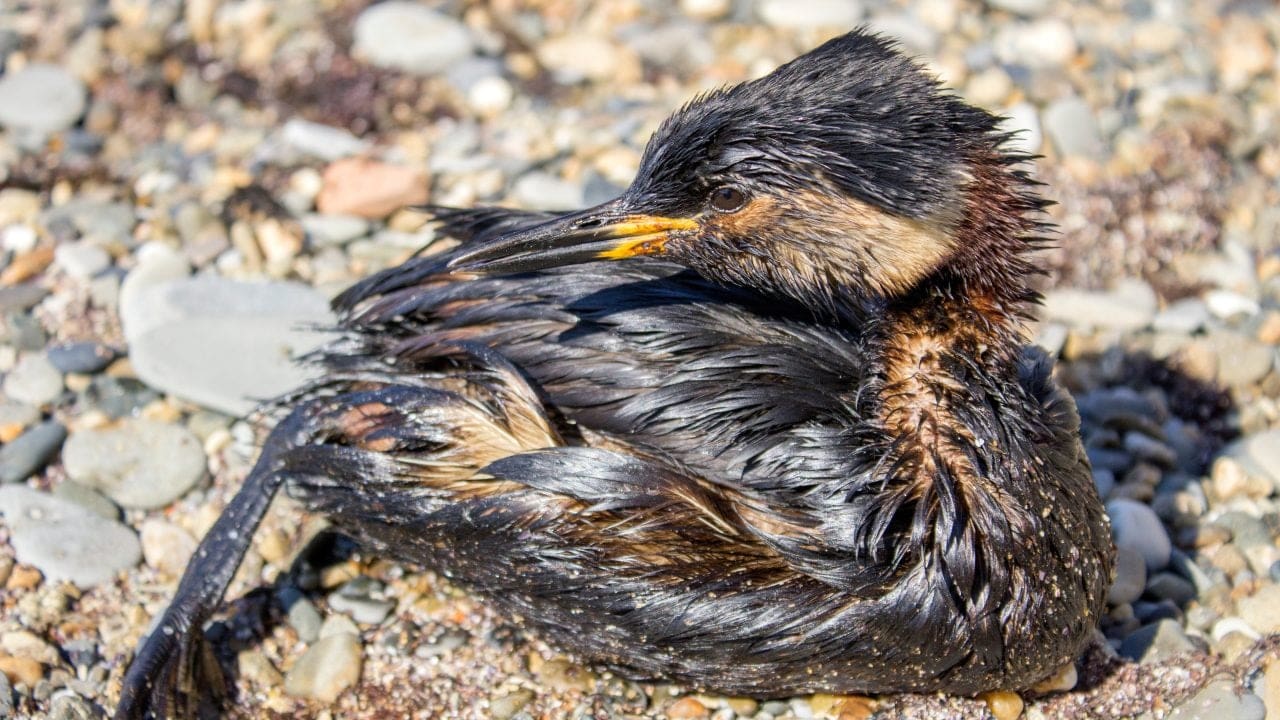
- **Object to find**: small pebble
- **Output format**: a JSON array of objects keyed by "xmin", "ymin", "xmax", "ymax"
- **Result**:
[
  {"xmin": 283, "ymin": 633, "xmax": 363, "ymax": 703},
  {"xmin": 1165, "ymin": 679, "xmax": 1265, "ymax": 720},
  {"xmin": 0, "ymin": 485, "xmax": 141, "ymax": 588},
  {"xmin": 979, "ymin": 690, "xmax": 1023, "ymax": 720},
  {"xmin": 0, "ymin": 420, "xmax": 66, "ymax": 484},
  {"xmin": 45, "ymin": 342, "xmax": 117, "ymax": 375},
  {"xmin": 139, "ymin": 519, "xmax": 198, "ymax": 577},
  {"xmin": 62, "ymin": 418, "xmax": 205, "ymax": 509},
  {"xmin": 1107, "ymin": 498, "xmax": 1172, "ymax": 571},
  {"xmin": 0, "ymin": 64, "xmax": 87, "ymax": 135},
  {"xmin": 1235, "ymin": 584, "xmax": 1280, "ymax": 633},
  {"xmin": 1119, "ymin": 618, "xmax": 1196, "ymax": 663},
  {"xmin": 352, "ymin": 2, "xmax": 474, "ymax": 75},
  {"xmin": 490, "ymin": 689, "xmax": 536, "ymax": 720},
  {"xmin": 2, "ymin": 354, "xmax": 64, "ymax": 406}
]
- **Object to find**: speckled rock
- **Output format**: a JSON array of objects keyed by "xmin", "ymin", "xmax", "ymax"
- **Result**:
[
  {"xmin": 61, "ymin": 419, "xmax": 206, "ymax": 510},
  {"xmin": 283, "ymin": 633, "xmax": 363, "ymax": 703},
  {"xmin": 0, "ymin": 485, "xmax": 140, "ymax": 588}
]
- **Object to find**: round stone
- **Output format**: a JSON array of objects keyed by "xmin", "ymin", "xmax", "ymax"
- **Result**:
[
  {"xmin": 283, "ymin": 633, "xmax": 363, "ymax": 703},
  {"xmin": 0, "ymin": 64, "xmax": 87, "ymax": 134},
  {"xmin": 1106, "ymin": 498, "xmax": 1172, "ymax": 571},
  {"xmin": 3, "ymin": 354, "xmax": 64, "ymax": 407},
  {"xmin": 0, "ymin": 485, "xmax": 141, "ymax": 588},
  {"xmin": 62, "ymin": 418, "xmax": 206, "ymax": 510},
  {"xmin": 353, "ymin": 3, "xmax": 474, "ymax": 75}
]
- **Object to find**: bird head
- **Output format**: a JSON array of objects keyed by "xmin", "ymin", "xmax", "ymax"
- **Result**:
[{"xmin": 450, "ymin": 30, "xmax": 1041, "ymax": 312}]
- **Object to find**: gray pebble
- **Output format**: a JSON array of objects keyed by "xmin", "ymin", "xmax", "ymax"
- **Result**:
[
  {"xmin": 121, "ymin": 275, "xmax": 333, "ymax": 417},
  {"xmin": 0, "ymin": 671, "xmax": 11, "ymax": 716},
  {"xmin": 0, "ymin": 400, "xmax": 38, "ymax": 428},
  {"xmin": 1223, "ymin": 428, "xmax": 1280, "ymax": 493},
  {"xmin": 329, "ymin": 591, "xmax": 395, "ymax": 626},
  {"xmin": 414, "ymin": 629, "xmax": 470, "ymax": 659},
  {"xmin": 51, "ymin": 480, "xmax": 118, "ymax": 520},
  {"xmin": 48, "ymin": 690, "xmax": 95, "ymax": 720},
  {"xmin": 1044, "ymin": 96, "xmax": 1106, "ymax": 159},
  {"xmin": 4, "ymin": 312, "xmax": 48, "ymax": 351},
  {"xmin": 40, "ymin": 199, "xmax": 136, "ymax": 246},
  {"xmin": 1212, "ymin": 512, "xmax": 1272, "ymax": 550},
  {"xmin": 52, "ymin": 242, "xmax": 111, "ymax": 280},
  {"xmin": 0, "ymin": 64, "xmax": 87, "ymax": 135},
  {"xmin": 0, "ymin": 420, "xmax": 66, "ymax": 484},
  {"xmin": 1164, "ymin": 679, "xmax": 1265, "ymax": 720},
  {"xmin": 1107, "ymin": 498, "xmax": 1172, "ymax": 571},
  {"xmin": 1152, "ymin": 298, "xmax": 1210, "ymax": 334},
  {"xmin": 1204, "ymin": 331, "xmax": 1275, "ymax": 387},
  {"xmin": 301, "ymin": 214, "xmax": 372, "ymax": 247},
  {"xmin": 1042, "ymin": 279, "xmax": 1156, "ymax": 331},
  {"xmin": 62, "ymin": 418, "xmax": 206, "ymax": 510},
  {"xmin": 1145, "ymin": 572, "xmax": 1197, "ymax": 605},
  {"xmin": 1108, "ymin": 545, "xmax": 1147, "ymax": 605},
  {"xmin": 512, "ymin": 172, "xmax": 585, "ymax": 211},
  {"xmin": 984, "ymin": 0, "xmax": 1050, "ymax": 15},
  {"xmin": 1119, "ymin": 618, "xmax": 1196, "ymax": 664},
  {"xmin": 287, "ymin": 596, "xmax": 323, "ymax": 643},
  {"xmin": 1093, "ymin": 468, "xmax": 1116, "ymax": 498},
  {"xmin": 0, "ymin": 485, "xmax": 141, "ymax": 588},
  {"xmin": 1235, "ymin": 584, "xmax": 1280, "ymax": 634},
  {"xmin": 0, "ymin": 284, "xmax": 49, "ymax": 312},
  {"xmin": 281, "ymin": 118, "xmax": 370, "ymax": 162},
  {"xmin": 80, "ymin": 376, "xmax": 159, "ymax": 419},
  {"xmin": 1123, "ymin": 432, "xmax": 1177, "ymax": 468},
  {"xmin": 46, "ymin": 342, "xmax": 117, "ymax": 375},
  {"xmin": 353, "ymin": 3, "xmax": 474, "ymax": 75},
  {"xmin": 3, "ymin": 353, "xmax": 64, "ymax": 406},
  {"xmin": 283, "ymin": 633, "xmax": 363, "ymax": 703},
  {"xmin": 756, "ymin": 0, "xmax": 864, "ymax": 29}
]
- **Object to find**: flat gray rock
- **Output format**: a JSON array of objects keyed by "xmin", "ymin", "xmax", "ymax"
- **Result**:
[
  {"xmin": 121, "ymin": 273, "xmax": 334, "ymax": 416},
  {"xmin": 0, "ymin": 485, "xmax": 141, "ymax": 588},
  {"xmin": 1107, "ymin": 497, "xmax": 1172, "ymax": 571},
  {"xmin": 61, "ymin": 418, "xmax": 206, "ymax": 510},
  {"xmin": 0, "ymin": 420, "xmax": 67, "ymax": 484},
  {"xmin": 353, "ymin": 2, "xmax": 474, "ymax": 75},
  {"xmin": 0, "ymin": 64, "xmax": 87, "ymax": 134},
  {"xmin": 1042, "ymin": 279, "xmax": 1157, "ymax": 331},
  {"xmin": 281, "ymin": 118, "xmax": 370, "ymax": 161},
  {"xmin": 1223, "ymin": 428, "xmax": 1280, "ymax": 493},
  {"xmin": 2, "ymin": 354, "xmax": 65, "ymax": 407}
]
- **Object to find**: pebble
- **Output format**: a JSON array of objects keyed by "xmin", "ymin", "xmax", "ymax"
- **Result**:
[
  {"xmin": 995, "ymin": 19, "xmax": 1077, "ymax": 68},
  {"xmin": 283, "ymin": 633, "xmax": 363, "ymax": 703},
  {"xmin": 121, "ymin": 275, "xmax": 334, "ymax": 416},
  {"xmin": 1145, "ymin": 572, "xmax": 1196, "ymax": 604},
  {"xmin": 45, "ymin": 342, "xmax": 117, "ymax": 375},
  {"xmin": 301, "ymin": 213, "xmax": 372, "ymax": 247},
  {"xmin": 1119, "ymin": 618, "xmax": 1196, "ymax": 663},
  {"xmin": 316, "ymin": 158, "xmax": 429, "ymax": 219},
  {"xmin": 1044, "ymin": 97, "xmax": 1105, "ymax": 160},
  {"xmin": 984, "ymin": 0, "xmax": 1050, "ymax": 15},
  {"xmin": 0, "ymin": 284, "xmax": 49, "ymax": 312},
  {"xmin": 1202, "ymin": 332, "xmax": 1274, "ymax": 387},
  {"xmin": 0, "ymin": 655, "xmax": 43, "ymax": 687},
  {"xmin": 61, "ymin": 418, "xmax": 206, "ymax": 510},
  {"xmin": 1263, "ymin": 661, "xmax": 1280, "ymax": 720},
  {"xmin": 513, "ymin": 172, "xmax": 585, "ymax": 211},
  {"xmin": 1108, "ymin": 545, "xmax": 1147, "ymax": 605},
  {"xmin": 329, "ymin": 589, "xmax": 395, "ymax": 626},
  {"xmin": 2, "ymin": 354, "xmax": 64, "ymax": 406},
  {"xmin": 979, "ymin": 690, "xmax": 1024, "ymax": 720},
  {"xmin": 280, "ymin": 118, "xmax": 370, "ymax": 162},
  {"xmin": 1223, "ymin": 428, "xmax": 1280, "ymax": 493},
  {"xmin": 0, "ymin": 64, "xmax": 87, "ymax": 135},
  {"xmin": 352, "ymin": 2, "xmax": 474, "ymax": 75},
  {"xmin": 666, "ymin": 696, "xmax": 710, "ymax": 718},
  {"xmin": 286, "ymin": 596, "xmax": 323, "ymax": 643},
  {"xmin": 490, "ymin": 689, "xmax": 536, "ymax": 719},
  {"xmin": 1236, "ymin": 584, "xmax": 1280, "ymax": 634},
  {"xmin": 0, "ymin": 672, "xmax": 10, "ymax": 715},
  {"xmin": 1152, "ymin": 298, "xmax": 1210, "ymax": 334},
  {"xmin": 50, "ymin": 480, "xmax": 118, "ymax": 520},
  {"xmin": 537, "ymin": 34, "xmax": 631, "ymax": 84},
  {"xmin": 0, "ymin": 421, "xmax": 66, "ymax": 484},
  {"xmin": 52, "ymin": 242, "xmax": 111, "ymax": 280},
  {"xmin": 1165, "ymin": 679, "xmax": 1265, "ymax": 720},
  {"xmin": 319, "ymin": 613, "xmax": 360, "ymax": 640},
  {"xmin": 139, "ymin": 519, "xmax": 198, "ymax": 577},
  {"xmin": 1203, "ymin": 290, "xmax": 1259, "ymax": 321},
  {"xmin": 1042, "ymin": 279, "xmax": 1156, "ymax": 331},
  {"xmin": 757, "ymin": 0, "xmax": 864, "ymax": 29},
  {"xmin": 414, "ymin": 629, "xmax": 469, "ymax": 658},
  {"xmin": 0, "ymin": 485, "xmax": 141, "ymax": 588},
  {"xmin": 535, "ymin": 658, "xmax": 596, "ymax": 693},
  {"xmin": 681, "ymin": 0, "xmax": 732, "ymax": 20},
  {"xmin": 1107, "ymin": 498, "xmax": 1172, "ymax": 571}
]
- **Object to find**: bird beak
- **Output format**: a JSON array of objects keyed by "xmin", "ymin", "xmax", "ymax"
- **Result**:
[{"xmin": 446, "ymin": 201, "xmax": 699, "ymax": 274}]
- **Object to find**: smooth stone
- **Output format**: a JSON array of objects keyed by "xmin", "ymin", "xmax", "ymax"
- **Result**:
[
  {"xmin": 1165, "ymin": 679, "xmax": 1265, "ymax": 720},
  {"xmin": 1212, "ymin": 617, "xmax": 1262, "ymax": 643},
  {"xmin": 995, "ymin": 19, "xmax": 1077, "ymax": 68},
  {"xmin": 1108, "ymin": 545, "xmax": 1147, "ymax": 605},
  {"xmin": 319, "ymin": 613, "xmax": 360, "ymax": 640},
  {"xmin": 283, "ymin": 634, "xmax": 363, "ymax": 703},
  {"xmin": 41, "ymin": 199, "xmax": 136, "ymax": 246},
  {"xmin": 1123, "ymin": 432, "xmax": 1177, "ymax": 468},
  {"xmin": 0, "ymin": 485, "xmax": 140, "ymax": 588},
  {"xmin": 81, "ymin": 376, "xmax": 159, "ymax": 419},
  {"xmin": 1204, "ymin": 290, "xmax": 1259, "ymax": 320},
  {"xmin": 121, "ymin": 275, "xmax": 334, "ymax": 416},
  {"xmin": 537, "ymin": 34, "xmax": 629, "ymax": 83},
  {"xmin": 52, "ymin": 242, "xmax": 111, "ymax": 280},
  {"xmin": 1145, "ymin": 572, "xmax": 1197, "ymax": 605},
  {"xmin": 1107, "ymin": 498, "xmax": 1172, "ymax": 571},
  {"xmin": 490, "ymin": 689, "xmax": 536, "ymax": 720},
  {"xmin": 0, "ymin": 400, "xmax": 38, "ymax": 428},
  {"xmin": 1000, "ymin": 101, "xmax": 1043, "ymax": 155},
  {"xmin": 1152, "ymin": 298, "xmax": 1210, "ymax": 334},
  {"xmin": 300, "ymin": 214, "xmax": 371, "ymax": 247},
  {"xmin": 1044, "ymin": 96, "xmax": 1105, "ymax": 160},
  {"xmin": 512, "ymin": 172, "xmax": 585, "ymax": 211},
  {"xmin": 1203, "ymin": 331, "xmax": 1274, "ymax": 387},
  {"xmin": 316, "ymin": 158, "xmax": 429, "ymax": 219},
  {"xmin": 1223, "ymin": 429, "xmax": 1280, "ymax": 492},
  {"xmin": 0, "ymin": 421, "xmax": 66, "ymax": 484},
  {"xmin": 352, "ymin": 2, "xmax": 474, "ymax": 75},
  {"xmin": 414, "ymin": 629, "xmax": 469, "ymax": 659},
  {"xmin": 1236, "ymin": 584, "xmax": 1280, "ymax": 634},
  {"xmin": 1093, "ymin": 468, "xmax": 1116, "ymax": 498},
  {"xmin": 1119, "ymin": 619, "xmax": 1196, "ymax": 663},
  {"xmin": 984, "ymin": 0, "xmax": 1050, "ymax": 15},
  {"xmin": 0, "ymin": 284, "xmax": 49, "ymax": 312},
  {"xmin": 281, "ymin": 118, "xmax": 370, "ymax": 162},
  {"xmin": 139, "ymin": 519, "xmax": 198, "ymax": 577},
  {"xmin": 0, "ymin": 64, "xmax": 87, "ymax": 134},
  {"xmin": 328, "ymin": 592, "xmax": 395, "ymax": 626},
  {"xmin": 62, "ymin": 419, "xmax": 205, "ymax": 510},
  {"xmin": 1213, "ymin": 512, "xmax": 1271, "ymax": 549},
  {"xmin": 286, "ymin": 596, "xmax": 323, "ymax": 643},
  {"xmin": 2, "ymin": 354, "xmax": 64, "ymax": 407},
  {"xmin": 1042, "ymin": 279, "xmax": 1156, "ymax": 331},
  {"xmin": 45, "ymin": 342, "xmax": 117, "ymax": 374},
  {"xmin": 757, "ymin": 0, "xmax": 864, "ymax": 28},
  {"xmin": 50, "ymin": 480, "xmax": 118, "ymax": 520}
]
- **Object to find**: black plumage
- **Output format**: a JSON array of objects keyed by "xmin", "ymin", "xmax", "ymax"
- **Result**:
[{"xmin": 115, "ymin": 30, "xmax": 1114, "ymax": 718}]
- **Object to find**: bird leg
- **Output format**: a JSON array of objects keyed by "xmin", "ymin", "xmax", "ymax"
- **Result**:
[{"xmin": 113, "ymin": 398, "xmax": 345, "ymax": 720}]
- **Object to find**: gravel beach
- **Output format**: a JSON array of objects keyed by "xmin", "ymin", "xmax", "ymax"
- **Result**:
[{"xmin": 0, "ymin": 0, "xmax": 1278, "ymax": 718}]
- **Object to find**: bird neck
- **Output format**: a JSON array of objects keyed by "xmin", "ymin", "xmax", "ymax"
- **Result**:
[{"xmin": 867, "ymin": 150, "xmax": 1043, "ymax": 449}]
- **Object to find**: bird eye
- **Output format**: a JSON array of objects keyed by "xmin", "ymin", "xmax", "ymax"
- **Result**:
[{"xmin": 709, "ymin": 186, "xmax": 748, "ymax": 213}]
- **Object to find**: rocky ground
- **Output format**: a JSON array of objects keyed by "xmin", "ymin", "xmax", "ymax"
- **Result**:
[{"xmin": 0, "ymin": 0, "xmax": 1278, "ymax": 718}]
